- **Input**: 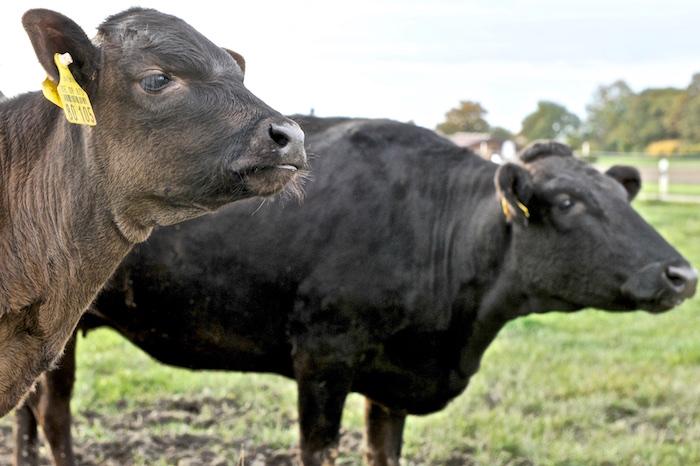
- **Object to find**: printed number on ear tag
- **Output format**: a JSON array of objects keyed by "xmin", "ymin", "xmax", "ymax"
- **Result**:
[{"xmin": 41, "ymin": 53, "xmax": 96, "ymax": 126}]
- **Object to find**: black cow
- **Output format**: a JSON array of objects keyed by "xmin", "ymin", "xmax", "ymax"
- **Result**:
[{"xmin": 17, "ymin": 116, "xmax": 697, "ymax": 466}]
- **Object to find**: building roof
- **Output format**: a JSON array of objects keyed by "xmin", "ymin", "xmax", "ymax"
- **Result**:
[{"xmin": 443, "ymin": 132, "xmax": 503, "ymax": 148}]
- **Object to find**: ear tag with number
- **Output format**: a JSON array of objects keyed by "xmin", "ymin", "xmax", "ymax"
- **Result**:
[{"xmin": 41, "ymin": 53, "xmax": 96, "ymax": 126}]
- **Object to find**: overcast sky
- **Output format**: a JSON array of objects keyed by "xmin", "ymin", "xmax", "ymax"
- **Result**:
[{"xmin": 2, "ymin": 1, "xmax": 699, "ymax": 133}]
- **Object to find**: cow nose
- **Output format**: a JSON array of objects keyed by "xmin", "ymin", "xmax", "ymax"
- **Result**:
[
  {"xmin": 267, "ymin": 121, "xmax": 306, "ymax": 168},
  {"xmin": 268, "ymin": 122, "xmax": 302, "ymax": 148},
  {"xmin": 664, "ymin": 264, "xmax": 698, "ymax": 299}
]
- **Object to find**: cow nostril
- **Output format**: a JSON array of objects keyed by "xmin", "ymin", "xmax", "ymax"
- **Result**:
[
  {"xmin": 269, "ymin": 124, "xmax": 290, "ymax": 148},
  {"xmin": 668, "ymin": 272, "xmax": 685, "ymax": 288},
  {"xmin": 665, "ymin": 265, "xmax": 699, "ymax": 298}
]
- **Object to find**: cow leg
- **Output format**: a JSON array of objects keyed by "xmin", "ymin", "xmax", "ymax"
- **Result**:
[
  {"xmin": 293, "ymin": 349, "xmax": 354, "ymax": 466},
  {"xmin": 363, "ymin": 398, "xmax": 406, "ymax": 466},
  {"xmin": 13, "ymin": 403, "xmax": 39, "ymax": 466},
  {"xmin": 39, "ymin": 332, "xmax": 77, "ymax": 466},
  {"xmin": 20, "ymin": 333, "xmax": 78, "ymax": 466}
]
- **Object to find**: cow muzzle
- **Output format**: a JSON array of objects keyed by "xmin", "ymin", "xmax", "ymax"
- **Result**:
[
  {"xmin": 621, "ymin": 261, "xmax": 698, "ymax": 313},
  {"xmin": 224, "ymin": 118, "xmax": 307, "ymax": 199},
  {"xmin": 268, "ymin": 121, "xmax": 306, "ymax": 169}
]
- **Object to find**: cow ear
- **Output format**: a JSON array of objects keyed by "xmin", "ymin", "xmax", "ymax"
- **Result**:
[
  {"xmin": 224, "ymin": 48, "xmax": 246, "ymax": 78},
  {"xmin": 605, "ymin": 165, "xmax": 641, "ymax": 202},
  {"xmin": 22, "ymin": 9, "xmax": 99, "ymax": 88},
  {"xmin": 495, "ymin": 163, "xmax": 533, "ymax": 227}
]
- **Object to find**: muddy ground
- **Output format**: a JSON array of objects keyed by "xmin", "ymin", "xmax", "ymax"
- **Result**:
[
  {"xmin": 0, "ymin": 396, "xmax": 478, "ymax": 466},
  {"xmin": 0, "ymin": 396, "xmax": 485, "ymax": 465},
  {"xmin": 0, "ymin": 396, "xmax": 356, "ymax": 466}
]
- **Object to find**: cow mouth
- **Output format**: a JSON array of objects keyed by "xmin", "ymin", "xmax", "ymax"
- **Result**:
[
  {"xmin": 632, "ymin": 297, "xmax": 687, "ymax": 314},
  {"xmin": 619, "ymin": 262, "xmax": 698, "ymax": 314},
  {"xmin": 274, "ymin": 164, "xmax": 299, "ymax": 171},
  {"xmin": 240, "ymin": 163, "xmax": 307, "ymax": 198}
]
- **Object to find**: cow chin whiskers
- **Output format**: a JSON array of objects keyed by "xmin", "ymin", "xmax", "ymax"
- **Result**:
[
  {"xmin": 278, "ymin": 167, "xmax": 309, "ymax": 203},
  {"xmin": 238, "ymin": 165, "xmax": 308, "ymax": 200}
]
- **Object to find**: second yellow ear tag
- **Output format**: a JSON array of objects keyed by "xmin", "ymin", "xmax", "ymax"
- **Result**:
[{"xmin": 41, "ymin": 53, "xmax": 96, "ymax": 126}]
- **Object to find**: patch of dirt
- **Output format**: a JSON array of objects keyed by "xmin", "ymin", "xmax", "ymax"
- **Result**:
[{"xmin": 0, "ymin": 397, "xmax": 365, "ymax": 466}]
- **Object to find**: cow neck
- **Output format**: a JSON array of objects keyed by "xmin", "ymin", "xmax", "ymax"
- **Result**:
[
  {"xmin": 0, "ymin": 92, "xmax": 132, "ymax": 316},
  {"xmin": 448, "ymin": 159, "xmax": 513, "ymax": 298},
  {"xmin": 450, "ymin": 178, "xmax": 523, "ymax": 380}
]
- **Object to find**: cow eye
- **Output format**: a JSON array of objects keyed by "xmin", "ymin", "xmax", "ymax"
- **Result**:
[
  {"xmin": 554, "ymin": 194, "xmax": 575, "ymax": 212},
  {"xmin": 140, "ymin": 74, "xmax": 172, "ymax": 93}
]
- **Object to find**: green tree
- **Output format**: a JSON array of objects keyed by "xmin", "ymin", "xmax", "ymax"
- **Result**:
[
  {"xmin": 520, "ymin": 101, "xmax": 581, "ymax": 143},
  {"xmin": 490, "ymin": 126, "xmax": 514, "ymax": 141},
  {"xmin": 621, "ymin": 88, "xmax": 682, "ymax": 150},
  {"xmin": 669, "ymin": 73, "xmax": 700, "ymax": 145},
  {"xmin": 436, "ymin": 100, "xmax": 490, "ymax": 134},
  {"xmin": 586, "ymin": 80, "xmax": 685, "ymax": 151},
  {"xmin": 584, "ymin": 80, "xmax": 634, "ymax": 151}
]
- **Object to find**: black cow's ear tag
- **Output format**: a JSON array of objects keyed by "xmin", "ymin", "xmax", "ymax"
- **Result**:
[
  {"xmin": 42, "ymin": 52, "xmax": 96, "ymax": 126},
  {"xmin": 501, "ymin": 197, "xmax": 530, "ymax": 222}
]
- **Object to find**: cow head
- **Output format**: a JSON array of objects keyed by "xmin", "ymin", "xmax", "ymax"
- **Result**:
[
  {"xmin": 494, "ymin": 140, "xmax": 697, "ymax": 314},
  {"xmin": 22, "ymin": 8, "xmax": 306, "ymax": 242}
]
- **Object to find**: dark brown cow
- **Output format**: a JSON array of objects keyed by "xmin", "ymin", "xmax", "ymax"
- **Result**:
[
  {"xmin": 16, "ymin": 117, "xmax": 697, "ymax": 466},
  {"xmin": 0, "ymin": 8, "xmax": 305, "ymax": 418}
]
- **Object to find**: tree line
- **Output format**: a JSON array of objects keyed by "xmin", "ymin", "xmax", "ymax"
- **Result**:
[{"xmin": 436, "ymin": 73, "xmax": 700, "ymax": 154}]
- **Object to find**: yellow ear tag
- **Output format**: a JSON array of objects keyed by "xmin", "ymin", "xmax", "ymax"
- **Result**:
[
  {"xmin": 41, "ymin": 53, "xmax": 96, "ymax": 126},
  {"xmin": 517, "ymin": 200, "xmax": 530, "ymax": 218},
  {"xmin": 41, "ymin": 77, "xmax": 62, "ymax": 108},
  {"xmin": 501, "ymin": 198, "xmax": 530, "ymax": 220},
  {"xmin": 501, "ymin": 198, "xmax": 511, "ymax": 219}
]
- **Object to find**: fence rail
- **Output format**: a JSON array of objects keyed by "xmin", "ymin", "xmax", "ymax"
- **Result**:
[{"xmin": 590, "ymin": 153, "xmax": 700, "ymax": 203}]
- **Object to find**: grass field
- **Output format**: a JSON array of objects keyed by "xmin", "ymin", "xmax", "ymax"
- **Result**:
[{"xmin": 3, "ymin": 200, "xmax": 700, "ymax": 465}]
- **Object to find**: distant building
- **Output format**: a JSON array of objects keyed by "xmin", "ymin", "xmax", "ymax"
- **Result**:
[{"xmin": 441, "ymin": 132, "xmax": 517, "ymax": 162}]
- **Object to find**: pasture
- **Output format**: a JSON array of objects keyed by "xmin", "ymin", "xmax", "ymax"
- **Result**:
[{"xmin": 0, "ymin": 200, "xmax": 699, "ymax": 465}]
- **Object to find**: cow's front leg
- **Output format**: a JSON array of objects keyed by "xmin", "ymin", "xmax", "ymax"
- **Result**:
[
  {"xmin": 14, "ymin": 333, "xmax": 77, "ymax": 466},
  {"xmin": 364, "ymin": 398, "xmax": 406, "ymax": 466},
  {"xmin": 30, "ymin": 333, "xmax": 77, "ymax": 466},
  {"xmin": 293, "ymin": 348, "xmax": 354, "ymax": 466},
  {"xmin": 13, "ymin": 403, "xmax": 39, "ymax": 466}
]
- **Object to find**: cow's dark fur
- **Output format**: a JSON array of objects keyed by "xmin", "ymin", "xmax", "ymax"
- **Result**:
[
  {"xmin": 18, "ymin": 116, "xmax": 696, "ymax": 466},
  {"xmin": 0, "ymin": 8, "xmax": 305, "ymax": 418}
]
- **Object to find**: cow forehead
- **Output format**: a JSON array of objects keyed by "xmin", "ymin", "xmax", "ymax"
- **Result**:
[
  {"xmin": 96, "ymin": 8, "xmax": 238, "ymax": 76},
  {"xmin": 529, "ymin": 156, "xmax": 628, "ymax": 199}
]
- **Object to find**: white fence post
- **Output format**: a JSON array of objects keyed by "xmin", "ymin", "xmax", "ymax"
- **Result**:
[{"xmin": 659, "ymin": 158, "xmax": 669, "ymax": 200}]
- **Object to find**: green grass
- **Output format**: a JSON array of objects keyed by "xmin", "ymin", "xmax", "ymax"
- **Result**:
[
  {"xmin": 73, "ymin": 332, "xmax": 300, "ymax": 449},
  {"xmin": 10, "ymin": 201, "xmax": 700, "ymax": 465}
]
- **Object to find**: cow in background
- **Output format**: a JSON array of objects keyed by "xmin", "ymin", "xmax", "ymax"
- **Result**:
[{"xmin": 17, "ymin": 116, "xmax": 696, "ymax": 466}]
